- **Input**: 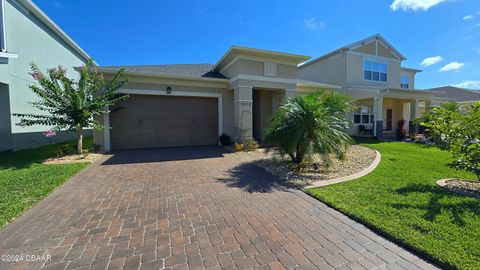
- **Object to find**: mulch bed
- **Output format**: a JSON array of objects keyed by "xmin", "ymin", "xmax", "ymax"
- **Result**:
[
  {"xmin": 437, "ymin": 179, "xmax": 480, "ymax": 199},
  {"xmin": 43, "ymin": 153, "xmax": 104, "ymax": 164},
  {"xmin": 244, "ymin": 145, "xmax": 377, "ymax": 188}
]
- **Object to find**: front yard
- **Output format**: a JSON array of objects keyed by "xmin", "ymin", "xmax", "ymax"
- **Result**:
[
  {"xmin": 0, "ymin": 138, "xmax": 93, "ymax": 228},
  {"xmin": 306, "ymin": 139, "xmax": 480, "ymax": 270}
]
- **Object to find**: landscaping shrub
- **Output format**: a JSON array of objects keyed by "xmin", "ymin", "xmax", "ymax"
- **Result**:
[
  {"xmin": 263, "ymin": 91, "xmax": 353, "ymax": 164},
  {"xmin": 243, "ymin": 138, "xmax": 260, "ymax": 151},
  {"xmin": 418, "ymin": 101, "xmax": 480, "ymax": 180}
]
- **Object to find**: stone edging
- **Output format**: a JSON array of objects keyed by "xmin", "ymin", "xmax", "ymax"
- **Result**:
[
  {"xmin": 436, "ymin": 178, "xmax": 480, "ymax": 199},
  {"xmin": 303, "ymin": 149, "xmax": 381, "ymax": 189}
]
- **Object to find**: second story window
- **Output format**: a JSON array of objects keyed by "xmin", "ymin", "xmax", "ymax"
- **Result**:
[
  {"xmin": 400, "ymin": 75, "xmax": 410, "ymax": 89},
  {"xmin": 364, "ymin": 60, "xmax": 387, "ymax": 82}
]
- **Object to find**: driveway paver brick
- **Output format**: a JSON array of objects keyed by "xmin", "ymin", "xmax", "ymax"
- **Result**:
[{"xmin": 0, "ymin": 147, "xmax": 439, "ymax": 270}]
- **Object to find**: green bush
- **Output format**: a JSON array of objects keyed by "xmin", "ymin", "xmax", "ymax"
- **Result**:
[
  {"xmin": 418, "ymin": 102, "xmax": 480, "ymax": 180},
  {"xmin": 243, "ymin": 138, "xmax": 260, "ymax": 151},
  {"xmin": 263, "ymin": 91, "xmax": 353, "ymax": 164}
]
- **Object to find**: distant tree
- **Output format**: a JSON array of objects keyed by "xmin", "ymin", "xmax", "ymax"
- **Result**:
[
  {"xmin": 263, "ymin": 91, "xmax": 354, "ymax": 164},
  {"xmin": 13, "ymin": 59, "xmax": 128, "ymax": 154}
]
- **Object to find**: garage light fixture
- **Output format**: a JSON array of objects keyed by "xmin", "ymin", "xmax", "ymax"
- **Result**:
[{"xmin": 166, "ymin": 86, "xmax": 172, "ymax": 94}]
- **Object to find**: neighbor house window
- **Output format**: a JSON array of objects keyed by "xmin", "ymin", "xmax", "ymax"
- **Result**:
[
  {"xmin": 400, "ymin": 74, "xmax": 410, "ymax": 89},
  {"xmin": 354, "ymin": 106, "xmax": 374, "ymax": 124},
  {"xmin": 364, "ymin": 60, "xmax": 387, "ymax": 82},
  {"xmin": 0, "ymin": 0, "xmax": 6, "ymax": 52}
]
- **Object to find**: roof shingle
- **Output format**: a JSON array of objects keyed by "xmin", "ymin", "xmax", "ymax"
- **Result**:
[
  {"xmin": 427, "ymin": 86, "xmax": 480, "ymax": 102},
  {"xmin": 97, "ymin": 64, "xmax": 227, "ymax": 79}
]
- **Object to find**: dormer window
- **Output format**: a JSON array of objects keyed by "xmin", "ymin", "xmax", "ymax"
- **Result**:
[
  {"xmin": 0, "ymin": 0, "xmax": 6, "ymax": 52},
  {"xmin": 400, "ymin": 74, "xmax": 410, "ymax": 89},
  {"xmin": 364, "ymin": 60, "xmax": 387, "ymax": 82}
]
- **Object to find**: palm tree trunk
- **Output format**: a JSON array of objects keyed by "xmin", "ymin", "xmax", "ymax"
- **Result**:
[{"xmin": 76, "ymin": 127, "xmax": 83, "ymax": 155}]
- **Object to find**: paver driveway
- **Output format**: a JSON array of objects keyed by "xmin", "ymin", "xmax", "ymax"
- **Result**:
[{"xmin": 0, "ymin": 147, "xmax": 439, "ymax": 270}]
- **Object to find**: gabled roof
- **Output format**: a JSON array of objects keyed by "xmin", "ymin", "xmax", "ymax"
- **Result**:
[
  {"xmin": 426, "ymin": 86, "xmax": 480, "ymax": 102},
  {"xmin": 214, "ymin": 46, "xmax": 310, "ymax": 72},
  {"xmin": 401, "ymin": 67, "xmax": 422, "ymax": 73},
  {"xmin": 95, "ymin": 64, "xmax": 228, "ymax": 80},
  {"xmin": 299, "ymin": 34, "xmax": 406, "ymax": 68},
  {"xmin": 16, "ymin": 0, "xmax": 92, "ymax": 63}
]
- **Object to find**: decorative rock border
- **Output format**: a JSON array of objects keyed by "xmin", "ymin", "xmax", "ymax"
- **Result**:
[
  {"xmin": 436, "ymin": 178, "xmax": 480, "ymax": 199},
  {"xmin": 303, "ymin": 149, "xmax": 381, "ymax": 189}
]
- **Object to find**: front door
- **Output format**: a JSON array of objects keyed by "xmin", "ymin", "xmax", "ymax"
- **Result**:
[{"xmin": 386, "ymin": 109, "xmax": 393, "ymax": 131}]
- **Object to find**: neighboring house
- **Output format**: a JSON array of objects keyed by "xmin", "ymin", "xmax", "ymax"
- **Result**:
[
  {"xmin": 299, "ymin": 34, "xmax": 444, "ymax": 137},
  {"xmin": 427, "ymin": 86, "xmax": 480, "ymax": 107},
  {"xmin": 0, "ymin": 0, "xmax": 91, "ymax": 151},
  {"xmin": 92, "ymin": 35, "xmax": 441, "ymax": 151}
]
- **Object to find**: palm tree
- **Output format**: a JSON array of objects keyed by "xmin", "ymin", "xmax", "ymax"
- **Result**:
[
  {"xmin": 13, "ymin": 59, "xmax": 128, "ymax": 154},
  {"xmin": 263, "ymin": 91, "xmax": 353, "ymax": 164}
]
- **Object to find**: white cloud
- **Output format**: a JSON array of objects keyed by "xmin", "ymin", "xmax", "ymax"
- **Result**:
[
  {"xmin": 304, "ymin": 17, "xmax": 325, "ymax": 31},
  {"xmin": 454, "ymin": 81, "xmax": 480, "ymax": 89},
  {"xmin": 420, "ymin": 56, "xmax": 443, "ymax": 66},
  {"xmin": 463, "ymin": 14, "xmax": 474, "ymax": 20},
  {"xmin": 439, "ymin": 62, "xmax": 464, "ymax": 72},
  {"xmin": 390, "ymin": 0, "xmax": 446, "ymax": 11}
]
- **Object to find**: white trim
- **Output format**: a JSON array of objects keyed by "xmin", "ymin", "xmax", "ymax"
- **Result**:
[
  {"xmin": 0, "ymin": 51, "xmax": 18, "ymax": 58},
  {"xmin": 0, "ymin": 0, "xmax": 6, "ymax": 52},
  {"xmin": 348, "ymin": 50, "xmax": 401, "ymax": 63},
  {"xmin": 113, "ymin": 88, "xmax": 223, "ymax": 147},
  {"xmin": 230, "ymin": 74, "xmax": 298, "ymax": 85}
]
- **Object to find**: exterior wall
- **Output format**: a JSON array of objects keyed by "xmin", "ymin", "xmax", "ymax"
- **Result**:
[
  {"xmin": 222, "ymin": 59, "xmax": 297, "ymax": 79},
  {"xmin": 401, "ymin": 69, "xmax": 416, "ymax": 89},
  {"xmin": 346, "ymin": 54, "xmax": 402, "ymax": 89},
  {"xmin": 2, "ymin": 0, "xmax": 89, "ymax": 150},
  {"xmin": 298, "ymin": 53, "xmax": 345, "ymax": 86}
]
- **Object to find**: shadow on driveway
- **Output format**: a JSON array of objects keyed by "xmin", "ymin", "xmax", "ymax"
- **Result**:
[
  {"xmin": 216, "ymin": 162, "xmax": 293, "ymax": 193},
  {"xmin": 101, "ymin": 146, "xmax": 229, "ymax": 165}
]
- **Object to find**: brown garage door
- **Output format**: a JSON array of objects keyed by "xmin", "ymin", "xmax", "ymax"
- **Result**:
[{"xmin": 110, "ymin": 95, "xmax": 218, "ymax": 150}]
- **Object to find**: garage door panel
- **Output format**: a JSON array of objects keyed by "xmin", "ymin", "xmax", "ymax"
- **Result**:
[{"xmin": 110, "ymin": 95, "xmax": 218, "ymax": 149}]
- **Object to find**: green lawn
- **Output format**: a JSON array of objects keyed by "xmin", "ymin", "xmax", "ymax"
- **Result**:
[
  {"xmin": 306, "ymin": 139, "xmax": 480, "ymax": 270},
  {"xmin": 0, "ymin": 138, "xmax": 92, "ymax": 228}
]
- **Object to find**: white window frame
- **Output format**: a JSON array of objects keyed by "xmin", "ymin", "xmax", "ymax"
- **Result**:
[
  {"xmin": 400, "ymin": 74, "xmax": 410, "ymax": 89},
  {"xmin": 354, "ymin": 105, "xmax": 374, "ymax": 125},
  {"xmin": 0, "ymin": 0, "xmax": 6, "ymax": 52},
  {"xmin": 363, "ymin": 58, "xmax": 388, "ymax": 83}
]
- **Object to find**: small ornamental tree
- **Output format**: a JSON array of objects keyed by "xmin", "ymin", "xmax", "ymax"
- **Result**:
[
  {"xmin": 418, "ymin": 102, "xmax": 480, "ymax": 180},
  {"xmin": 263, "ymin": 91, "xmax": 354, "ymax": 164},
  {"xmin": 13, "ymin": 59, "xmax": 128, "ymax": 154}
]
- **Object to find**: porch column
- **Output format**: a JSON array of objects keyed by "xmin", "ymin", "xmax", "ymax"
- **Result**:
[
  {"xmin": 233, "ymin": 85, "xmax": 253, "ymax": 138},
  {"xmin": 373, "ymin": 96, "xmax": 383, "ymax": 139},
  {"xmin": 284, "ymin": 88, "xmax": 296, "ymax": 99},
  {"xmin": 410, "ymin": 99, "xmax": 419, "ymax": 134}
]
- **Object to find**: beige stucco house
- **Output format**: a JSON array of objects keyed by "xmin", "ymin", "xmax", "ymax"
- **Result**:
[
  {"xmin": 299, "ymin": 34, "xmax": 445, "ymax": 138},
  {"xmin": 94, "ymin": 34, "xmax": 443, "ymax": 151}
]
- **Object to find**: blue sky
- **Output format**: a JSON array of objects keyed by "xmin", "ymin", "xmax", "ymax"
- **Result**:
[{"xmin": 34, "ymin": 0, "xmax": 480, "ymax": 90}]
